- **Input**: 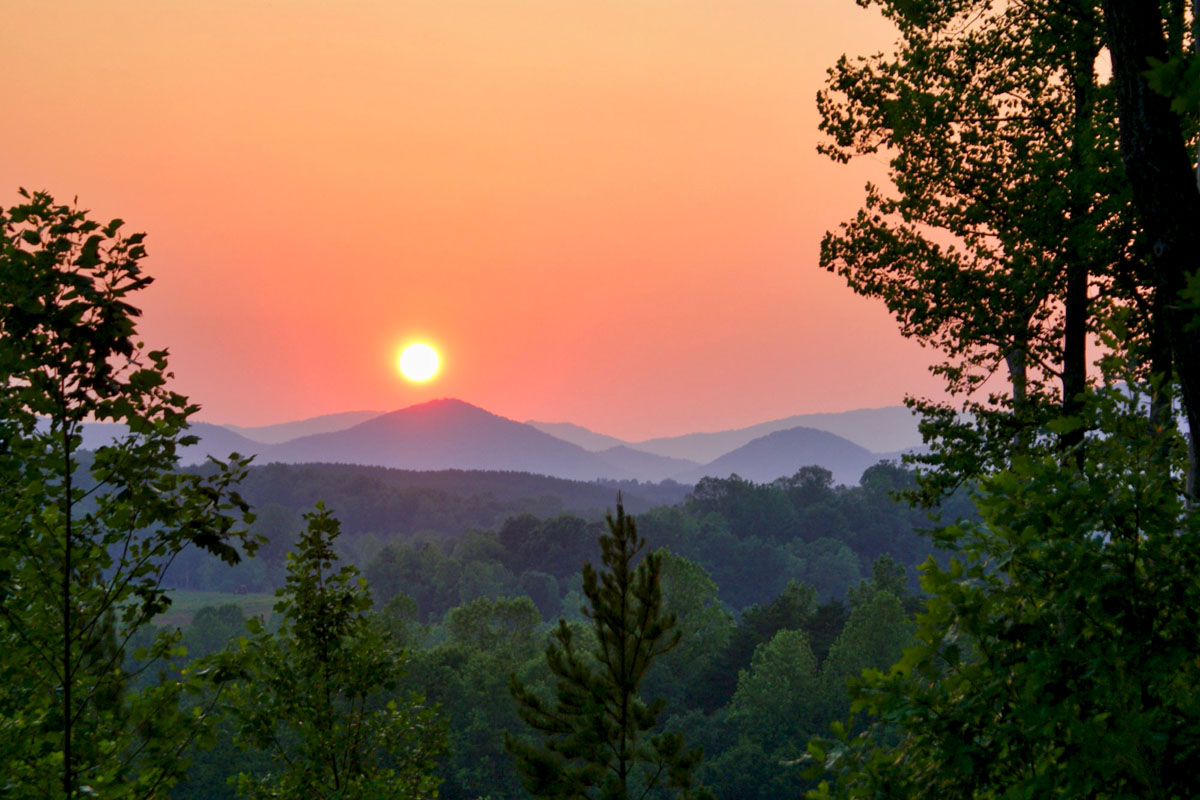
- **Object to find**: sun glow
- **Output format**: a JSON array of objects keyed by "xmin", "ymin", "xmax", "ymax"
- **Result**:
[{"xmin": 398, "ymin": 343, "xmax": 440, "ymax": 382}]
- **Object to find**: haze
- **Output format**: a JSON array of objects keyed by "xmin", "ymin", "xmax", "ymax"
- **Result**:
[{"xmin": 0, "ymin": 1, "xmax": 947, "ymax": 439}]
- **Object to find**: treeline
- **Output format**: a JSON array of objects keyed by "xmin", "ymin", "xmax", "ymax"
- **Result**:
[
  {"xmin": 162, "ymin": 462, "xmax": 689, "ymax": 593},
  {"xmin": 167, "ymin": 460, "xmax": 965, "ymax": 615}
]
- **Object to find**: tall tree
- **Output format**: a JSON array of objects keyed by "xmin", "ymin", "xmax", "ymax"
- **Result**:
[
  {"xmin": 506, "ymin": 503, "xmax": 712, "ymax": 800},
  {"xmin": 806, "ymin": 4, "xmax": 1200, "ymax": 794},
  {"xmin": 816, "ymin": 590, "xmax": 912, "ymax": 725},
  {"xmin": 219, "ymin": 504, "xmax": 444, "ymax": 800},
  {"xmin": 0, "ymin": 190, "xmax": 256, "ymax": 799},
  {"xmin": 1101, "ymin": 0, "xmax": 1200, "ymax": 486},
  {"xmin": 818, "ymin": 0, "xmax": 1141, "ymax": 491}
]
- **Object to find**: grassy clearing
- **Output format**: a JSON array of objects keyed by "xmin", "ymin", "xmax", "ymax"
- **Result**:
[{"xmin": 156, "ymin": 589, "xmax": 277, "ymax": 629}]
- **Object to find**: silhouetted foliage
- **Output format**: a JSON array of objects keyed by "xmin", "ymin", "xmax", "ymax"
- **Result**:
[
  {"xmin": 0, "ymin": 190, "xmax": 256, "ymax": 799},
  {"xmin": 806, "ymin": 2, "xmax": 1200, "ymax": 796}
]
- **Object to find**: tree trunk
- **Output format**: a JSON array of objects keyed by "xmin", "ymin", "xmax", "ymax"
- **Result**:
[
  {"xmin": 1060, "ymin": 11, "xmax": 1100, "ymax": 469},
  {"xmin": 1102, "ymin": 0, "xmax": 1200, "ymax": 494},
  {"xmin": 63, "ymin": 421, "xmax": 73, "ymax": 800}
]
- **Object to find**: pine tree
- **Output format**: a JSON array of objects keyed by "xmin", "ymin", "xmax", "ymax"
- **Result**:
[{"xmin": 506, "ymin": 502, "xmax": 712, "ymax": 800}]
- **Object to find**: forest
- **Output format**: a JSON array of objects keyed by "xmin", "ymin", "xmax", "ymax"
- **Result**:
[
  {"xmin": 4, "ymin": 1, "xmax": 1200, "ymax": 798},
  {"xmin": 156, "ymin": 461, "xmax": 948, "ymax": 799}
]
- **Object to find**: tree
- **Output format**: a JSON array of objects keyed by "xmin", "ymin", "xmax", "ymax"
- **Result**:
[
  {"xmin": 693, "ymin": 580, "xmax": 818, "ymax": 712},
  {"xmin": 506, "ymin": 502, "xmax": 712, "ymax": 799},
  {"xmin": 806, "ymin": 7, "xmax": 1200, "ymax": 793},
  {"xmin": 816, "ymin": 590, "xmax": 912, "ymax": 725},
  {"xmin": 728, "ymin": 629, "xmax": 821, "ymax": 748},
  {"xmin": 773, "ymin": 465, "xmax": 835, "ymax": 509},
  {"xmin": 656, "ymin": 551, "xmax": 734, "ymax": 673},
  {"xmin": 806, "ymin": 386, "xmax": 1200, "ymax": 797},
  {"xmin": 846, "ymin": 554, "xmax": 916, "ymax": 614},
  {"xmin": 800, "ymin": 539, "xmax": 863, "ymax": 601},
  {"xmin": 700, "ymin": 629, "xmax": 824, "ymax": 800},
  {"xmin": 819, "ymin": 0, "xmax": 1141, "ymax": 493},
  {"xmin": 220, "ymin": 504, "xmax": 443, "ymax": 800},
  {"xmin": 645, "ymin": 550, "xmax": 735, "ymax": 715},
  {"xmin": 182, "ymin": 605, "xmax": 247, "ymax": 661},
  {"xmin": 412, "ymin": 595, "xmax": 545, "ymax": 798},
  {"xmin": 687, "ymin": 474, "xmax": 800, "ymax": 542},
  {"xmin": 1101, "ymin": 0, "xmax": 1200, "ymax": 487},
  {"xmin": 444, "ymin": 594, "xmax": 541, "ymax": 659},
  {"xmin": 518, "ymin": 570, "xmax": 563, "ymax": 619},
  {"xmin": 0, "ymin": 190, "xmax": 256, "ymax": 798}
]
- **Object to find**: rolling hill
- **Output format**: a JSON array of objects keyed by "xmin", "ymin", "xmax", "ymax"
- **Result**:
[
  {"xmin": 677, "ymin": 425, "xmax": 880, "ymax": 486},
  {"xmin": 525, "ymin": 420, "xmax": 627, "ymax": 451},
  {"xmin": 530, "ymin": 406, "xmax": 922, "ymax": 462},
  {"xmin": 594, "ymin": 445, "xmax": 699, "ymax": 482}
]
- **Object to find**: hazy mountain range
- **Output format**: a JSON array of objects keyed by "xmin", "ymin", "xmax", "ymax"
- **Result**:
[
  {"xmin": 527, "ymin": 406, "xmax": 921, "ymax": 462},
  {"xmin": 223, "ymin": 410, "xmax": 384, "ymax": 444},
  {"xmin": 74, "ymin": 398, "xmax": 923, "ymax": 486}
]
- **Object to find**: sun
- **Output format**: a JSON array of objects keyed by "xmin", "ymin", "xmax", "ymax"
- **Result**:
[{"xmin": 398, "ymin": 342, "xmax": 440, "ymax": 382}]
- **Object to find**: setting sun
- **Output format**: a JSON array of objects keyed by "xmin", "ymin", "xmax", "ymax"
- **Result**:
[{"xmin": 398, "ymin": 343, "xmax": 440, "ymax": 382}]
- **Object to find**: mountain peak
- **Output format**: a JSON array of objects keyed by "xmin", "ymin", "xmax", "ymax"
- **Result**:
[
  {"xmin": 384, "ymin": 397, "xmax": 497, "ymax": 417},
  {"xmin": 267, "ymin": 397, "xmax": 624, "ymax": 480},
  {"xmin": 674, "ymin": 425, "xmax": 876, "ymax": 486}
]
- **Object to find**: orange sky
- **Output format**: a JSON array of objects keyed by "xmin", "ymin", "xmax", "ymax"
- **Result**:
[{"xmin": 1, "ymin": 1, "xmax": 947, "ymax": 440}]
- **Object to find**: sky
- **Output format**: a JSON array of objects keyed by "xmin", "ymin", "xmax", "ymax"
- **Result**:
[{"xmin": 1, "ymin": 1, "xmax": 948, "ymax": 440}]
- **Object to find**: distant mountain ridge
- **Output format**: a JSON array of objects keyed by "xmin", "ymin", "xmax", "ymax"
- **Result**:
[
  {"xmin": 595, "ymin": 445, "xmax": 699, "ymax": 483},
  {"xmin": 524, "ymin": 420, "xmax": 627, "ymax": 452},
  {"xmin": 631, "ymin": 406, "xmax": 921, "ymax": 463},
  {"xmin": 526, "ymin": 406, "xmax": 921, "ymax": 460},
  {"xmin": 673, "ymin": 426, "xmax": 878, "ymax": 486},
  {"xmin": 71, "ymin": 421, "xmax": 263, "ymax": 465},
  {"xmin": 71, "ymin": 398, "xmax": 920, "ymax": 485},
  {"xmin": 223, "ymin": 410, "xmax": 383, "ymax": 444}
]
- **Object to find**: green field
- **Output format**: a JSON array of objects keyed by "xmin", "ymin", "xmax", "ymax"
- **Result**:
[{"xmin": 156, "ymin": 589, "xmax": 278, "ymax": 629}]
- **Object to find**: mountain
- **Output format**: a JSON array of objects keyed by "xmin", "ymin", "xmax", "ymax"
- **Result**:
[
  {"xmin": 183, "ymin": 423, "xmax": 265, "ymax": 463},
  {"xmin": 634, "ymin": 406, "xmax": 920, "ymax": 463},
  {"xmin": 775, "ymin": 407, "xmax": 922, "ymax": 452},
  {"xmin": 594, "ymin": 446, "xmax": 699, "ymax": 483},
  {"xmin": 525, "ymin": 420, "xmax": 626, "ymax": 452},
  {"xmin": 264, "ymin": 398, "xmax": 634, "ymax": 481},
  {"xmin": 73, "ymin": 401, "xmax": 913, "ymax": 486},
  {"xmin": 676, "ymin": 425, "xmax": 880, "ymax": 486},
  {"xmin": 221, "ymin": 410, "xmax": 383, "ymax": 444},
  {"xmin": 75, "ymin": 421, "xmax": 263, "ymax": 465}
]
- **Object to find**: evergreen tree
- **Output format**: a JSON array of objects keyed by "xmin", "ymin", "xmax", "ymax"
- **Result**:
[{"xmin": 507, "ymin": 502, "xmax": 712, "ymax": 800}]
